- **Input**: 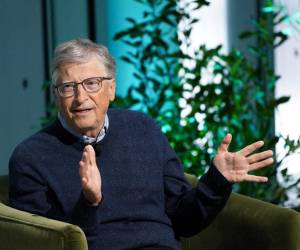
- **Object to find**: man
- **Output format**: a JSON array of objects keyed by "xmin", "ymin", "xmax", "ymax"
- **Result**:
[{"xmin": 9, "ymin": 38, "xmax": 273, "ymax": 250}]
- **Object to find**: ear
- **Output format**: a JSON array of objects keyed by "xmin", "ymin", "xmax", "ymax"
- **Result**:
[
  {"xmin": 52, "ymin": 85, "xmax": 59, "ymax": 103},
  {"xmin": 108, "ymin": 79, "xmax": 116, "ymax": 102},
  {"xmin": 52, "ymin": 85, "xmax": 64, "ymax": 111},
  {"xmin": 52, "ymin": 85, "xmax": 56, "ymax": 98}
]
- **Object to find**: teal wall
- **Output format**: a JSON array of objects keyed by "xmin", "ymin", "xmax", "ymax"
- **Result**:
[
  {"xmin": 0, "ymin": 0, "xmax": 45, "ymax": 175},
  {"xmin": 96, "ymin": 0, "xmax": 146, "ymax": 96},
  {"xmin": 53, "ymin": 0, "xmax": 89, "ymax": 45}
]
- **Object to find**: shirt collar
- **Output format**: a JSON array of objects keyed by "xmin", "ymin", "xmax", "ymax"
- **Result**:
[{"xmin": 58, "ymin": 112, "xmax": 109, "ymax": 144}]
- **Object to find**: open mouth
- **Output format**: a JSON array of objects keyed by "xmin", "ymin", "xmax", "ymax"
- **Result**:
[{"xmin": 72, "ymin": 108, "xmax": 92, "ymax": 115}]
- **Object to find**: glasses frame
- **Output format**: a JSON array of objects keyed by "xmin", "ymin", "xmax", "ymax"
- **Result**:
[{"xmin": 54, "ymin": 76, "xmax": 112, "ymax": 98}]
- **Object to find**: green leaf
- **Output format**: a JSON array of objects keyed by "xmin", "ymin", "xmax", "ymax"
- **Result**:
[
  {"xmin": 126, "ymin": 17, "xmax": 137, "ymax": 24},
  {"xmin": 120, "ymin": 56, "xmax": 135, "ymax": 65},
  {"xmin": 275, "ymin": 96, "xmax": 290, "ymax": 105},
  {"xmin": 239, "ymin": 30, "xmax": 256, "ymax": 39}
]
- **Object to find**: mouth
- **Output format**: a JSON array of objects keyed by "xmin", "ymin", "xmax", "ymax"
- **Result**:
[{"xmin": 71, "ymin": 108, "xmax": 93, "ymax": 115}]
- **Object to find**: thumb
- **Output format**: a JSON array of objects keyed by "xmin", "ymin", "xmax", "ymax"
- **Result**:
[
  {"xmin": 217, "ymin": 133, "xmax": 232, "ymax": 153},
  {"xmin": 81, "ymin": 177, "xmax": 88, "ymax": 188}
]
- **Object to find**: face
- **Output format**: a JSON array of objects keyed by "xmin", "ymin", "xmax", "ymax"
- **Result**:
[{"xmin": 54, "ymin": 55, "xmax": 115, "ymax": 137}]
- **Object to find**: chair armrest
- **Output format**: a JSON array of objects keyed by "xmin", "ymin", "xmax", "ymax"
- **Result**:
[
  {"xmin": 0, "ymin": 203, "xmax": 88, "ymax": 250},
  {"xmin": 181, "ymin": 193, "xmax": 300, "ymax": 250}
]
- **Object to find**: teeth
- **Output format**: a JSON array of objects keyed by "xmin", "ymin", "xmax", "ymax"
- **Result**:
[{"xmin": 75, "ymin": 109, "xmax": 89, "ymax": 112}]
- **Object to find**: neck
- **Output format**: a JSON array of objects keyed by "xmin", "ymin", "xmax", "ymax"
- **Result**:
[{"xmin": 80, "ymin": 125, "xmax": 103, "ymax": 138}]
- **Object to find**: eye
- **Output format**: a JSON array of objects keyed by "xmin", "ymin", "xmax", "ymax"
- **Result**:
[
  {"xmin": 61, "ymin": 83, "xmax": 74, "ymax": 92},
  {"xmin": 84, "ymin": 78, "xmax": 100, "ymax": 90},
  {"xmin": 85, "ymin": 79, "xmax": 99, "ymax": 86}
]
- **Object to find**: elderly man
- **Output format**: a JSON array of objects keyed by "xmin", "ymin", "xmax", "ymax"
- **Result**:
[{"xmin": 9, "ymin": 38, "xmax": 273, "ymax": 250}]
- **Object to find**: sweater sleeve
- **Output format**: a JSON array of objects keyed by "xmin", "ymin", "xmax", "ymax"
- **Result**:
[
  {"xmin": 9, "ymin": 149, "xmax": 53, "ymax": 217},
  {"xmin": 162, "ymin": 137, "xmax": 232, "ymax": 237},
  {"xmin": 9, "ymin": 146, "xmax": 100, "ymax": 229}
]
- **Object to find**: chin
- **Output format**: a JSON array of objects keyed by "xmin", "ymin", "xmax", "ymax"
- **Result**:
[
  {"xmin": 72, "ymin": 120, "xmax": 97, "ymax": 134},
  {"xmin": 76, "ymin": 123, "xmax": 95, "ymax": 132}
]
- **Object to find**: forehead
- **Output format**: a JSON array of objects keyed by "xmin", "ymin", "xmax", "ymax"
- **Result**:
[{"xmin": 59, "ymin": 56, "xmax": 106, "ymax": 82}]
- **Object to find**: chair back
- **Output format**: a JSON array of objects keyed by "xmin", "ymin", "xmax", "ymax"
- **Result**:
[{"xmin": 0, "ymin": 175, "xmax": 9, "ymax": 205}]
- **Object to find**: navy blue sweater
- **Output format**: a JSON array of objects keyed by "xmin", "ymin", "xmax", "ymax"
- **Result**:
[{"xmin": 9, "ymin": 109, "xmax": 232, "ymax": 250}]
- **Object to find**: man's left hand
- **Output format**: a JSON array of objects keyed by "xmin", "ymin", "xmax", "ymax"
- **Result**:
[{"xmin": 213, "ymin": 133, "xmax": 274, "ymax": 183}]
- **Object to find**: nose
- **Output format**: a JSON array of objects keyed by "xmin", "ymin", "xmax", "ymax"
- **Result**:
[{"xmin": 74, "ymin": 84, "xmax": 88, "ymax": 103}]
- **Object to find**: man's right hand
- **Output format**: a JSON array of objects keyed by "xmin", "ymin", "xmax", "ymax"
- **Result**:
[{"xmin": 79, "ymin": 145, "xmax": 102, "ymax": 206}]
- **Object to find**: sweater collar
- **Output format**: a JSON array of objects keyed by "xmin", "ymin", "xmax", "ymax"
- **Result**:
[{"xmin": 57, "ymin": 112, "xmax": 109, "ymax": 144}]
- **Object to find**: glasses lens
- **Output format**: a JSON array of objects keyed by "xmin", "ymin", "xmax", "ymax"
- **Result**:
[
  {"xmin": 59, "ymin": 83, "xmax": 75, "ymax": 97},
  {"xmin": 83, "ymin": 78, "xmax": 101, "ymax": 92}
]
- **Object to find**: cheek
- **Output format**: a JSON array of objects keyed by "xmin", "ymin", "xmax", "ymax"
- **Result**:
[
  {"xmin": 93, "ymin": 97, "xmax": 110, "ymax": 113},
  {"xmin": 56, "ymin": 98, "xmax": 72, "ymax": 114}
]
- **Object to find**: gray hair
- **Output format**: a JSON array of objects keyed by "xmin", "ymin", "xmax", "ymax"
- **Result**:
[{"xmin": 51, "ymin": 38, "xmax": 116, "ymax": 85}]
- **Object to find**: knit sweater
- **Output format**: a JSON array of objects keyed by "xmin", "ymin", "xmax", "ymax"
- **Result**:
[{"xmin": 9, "ymin": 108, "xmax": 232, "ymax": 250}]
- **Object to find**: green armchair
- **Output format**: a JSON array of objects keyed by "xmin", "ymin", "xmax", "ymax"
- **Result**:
[{"xmin": 1, "ymin": 174, "xmax": 299, "ymax": 250}]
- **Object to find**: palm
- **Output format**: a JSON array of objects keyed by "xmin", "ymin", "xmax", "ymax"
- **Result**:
[
  {"xmin": 79, "ymin": 145, "xmax": 102, "ymax": 205},
  {"xmin": 213, "ymin": 134, "xmax": 273, "ymax": 183}
]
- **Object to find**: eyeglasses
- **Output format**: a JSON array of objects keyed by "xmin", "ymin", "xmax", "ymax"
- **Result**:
[{"xmin": 54, "ymin": 76, "xmax": 112, "ymax": 98}]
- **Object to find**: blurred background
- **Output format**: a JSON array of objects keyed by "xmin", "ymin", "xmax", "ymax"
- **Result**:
[{"xmin": 0, "ymin": 0, "xmax": 299, "ymax": 208}]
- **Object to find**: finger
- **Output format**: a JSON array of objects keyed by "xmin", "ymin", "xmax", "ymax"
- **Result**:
[
  {"xmin": 249, "ymin": 157, "xmax": 274, "ymax": 171},
  {"xmin": 238, "ymin": 140, "xmax": 264, "ymax": 157},
  {"xmin": 247, "ymin": 150, "xmax": 273, "ymax": 164},
  {"xmin": 79, "ymin": 160, "xmax": 88, "ymax": 178},
  {"xmin": 84, "ymin": 145, "xmax": 96, "ymax": 165},
  {"xmin": 81, "ymin": 177, "xmax": 88, "ymax": 187},
  {"xmin": 81, "ymin": 151, "xmax": 89, "ymax": 164},
  {"xmin": 217, "ymin": 133, "xmax": 232, "ymax": 153},
  {"xmin": 242, "ymin": 174, "xmax": 268, "ymax": 183}
]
